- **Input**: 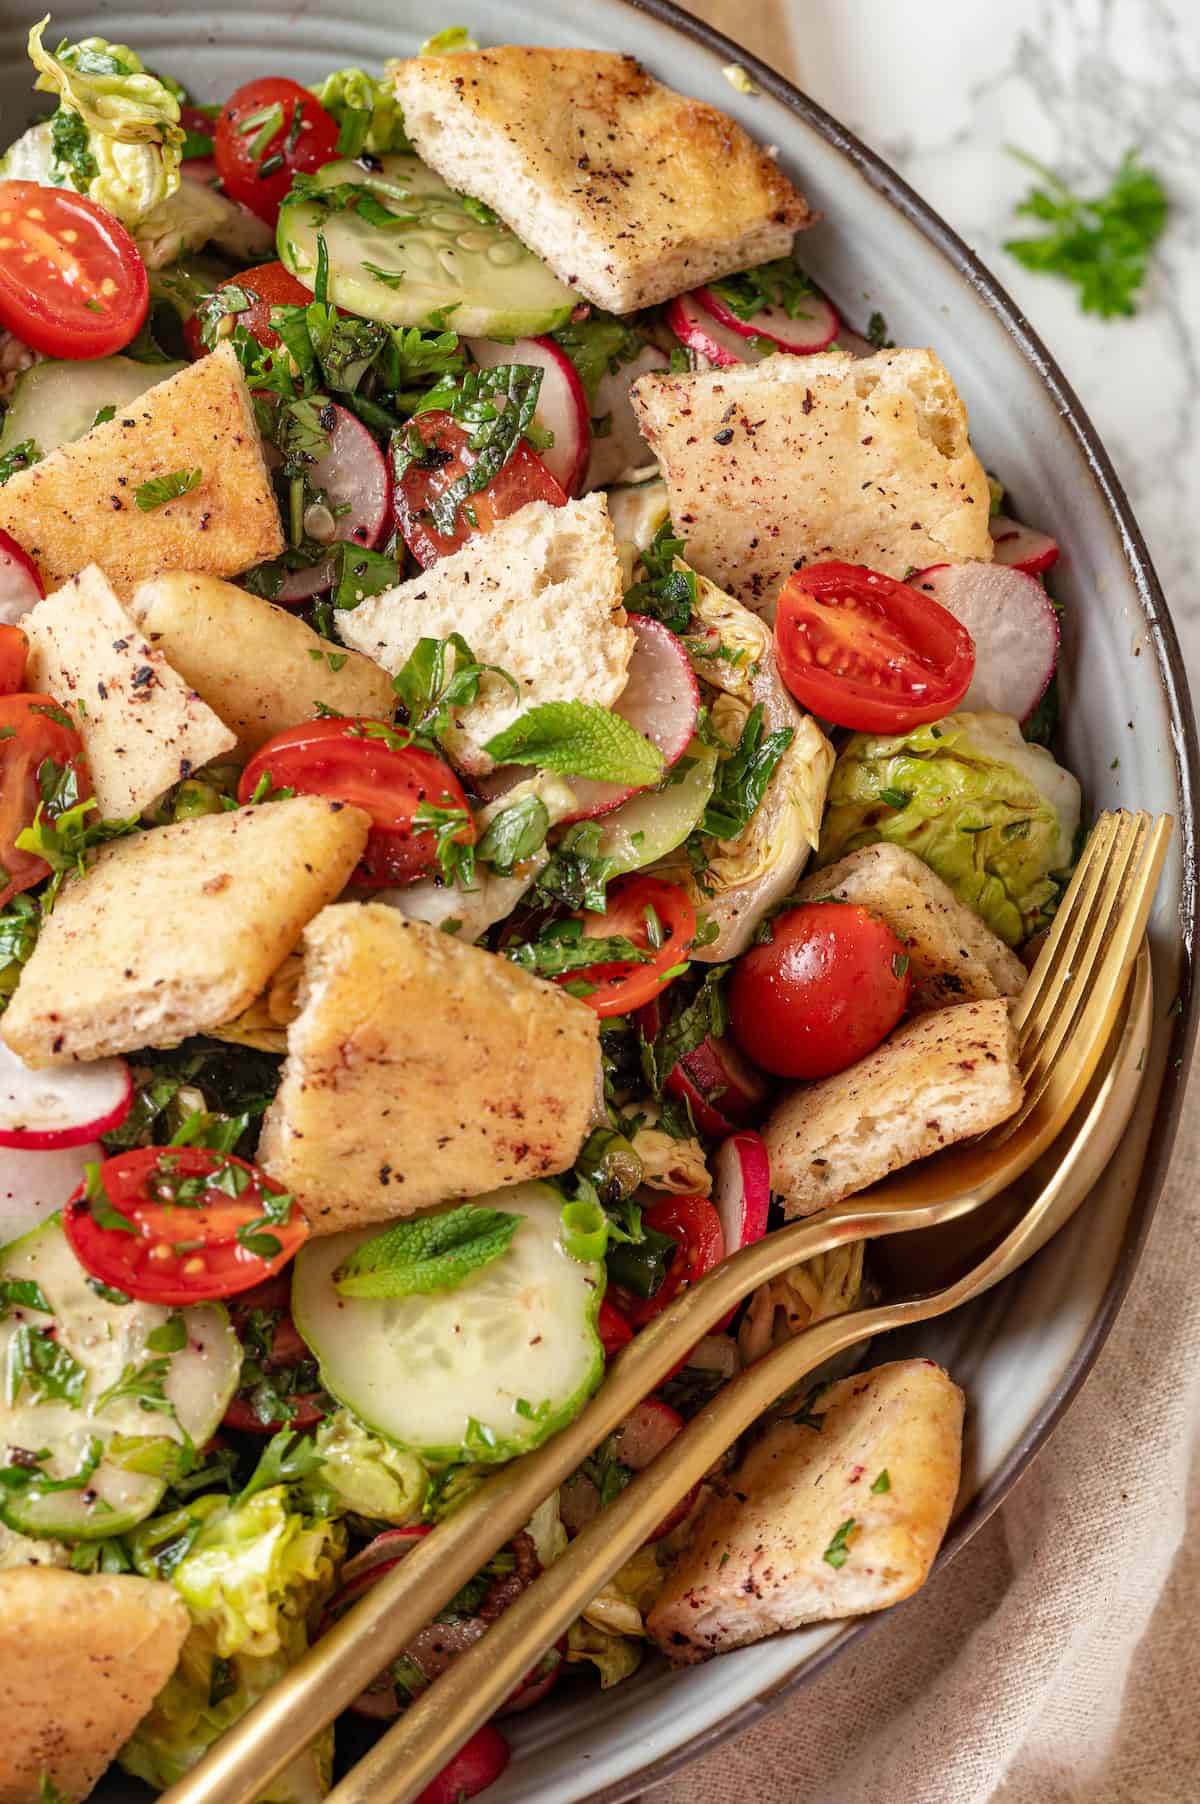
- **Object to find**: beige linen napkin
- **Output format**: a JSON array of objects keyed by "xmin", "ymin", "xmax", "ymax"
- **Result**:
[{"xmin": 641, "ymin": 6, "xmax": 1200, "ymax": 1800}]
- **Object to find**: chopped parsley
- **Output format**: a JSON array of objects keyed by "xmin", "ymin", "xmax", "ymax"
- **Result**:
[
  {"xmin": 135, "ymin": 467, "xmax": 203, "ymax": 511},
  {"xmin": 822, "ymin": 1517, "xmax": 857, "ymax": 1569},
  {"xmin": 1004, "ymin": 148, "xmax": 1168, "ymax": 318}
]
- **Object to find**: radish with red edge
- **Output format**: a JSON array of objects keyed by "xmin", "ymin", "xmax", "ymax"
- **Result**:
[
  {"xmin": 0, "ymin": 529, "xmax": 43, "ymax": 627},
  {"xmin": 989, "ymin": 512, "xmax": 1060, "ymax": 576},
  {"xmin": 261, "ymin": 401, "xmax": 390, "ymax": 604},
  {"xmin": 911, "ymin": 562, "xmax": 1059, "ymax": 722},
  {"xmin": 562, "ymin": 615, "xmax": 699, "ymax": 822},
  {"xmin": 414, "ymin": 1725, "xmax": 510, "ymax": 1804},
  {"xmin": 665, "ymin": 293, "xmax": 766, "ymax": 369},
  {"xmin": 615, "ymin": 1396, "xmax": 697, "ymax": 1540},
  {"xmin": 467, "ymin": 335, "xmax": 590, "ymax": 496},
  {"xmin": 667, "ymin": 1035, "xmax": 771, "ymax": 1136},
  {"xmin": 0, "ymin": 1039, "xmax": 131, "ymax": 1150},
  {"xmin": 0, "ymin": 1140, "xmax": 102, "ymax": 1245},
  {"xmin": 711, "ymin": 1131, "xmax": 771, "ymax": 1256},
  {"xmin": 585, "ymin": 341, "xmax": 671, "ymax": 490},
  {"xmin": 696, "ymin": 283, "xmax": 840, "ymax": 354}
]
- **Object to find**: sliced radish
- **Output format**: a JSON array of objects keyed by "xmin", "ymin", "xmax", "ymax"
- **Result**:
[
  {"xmin": 989, "ymin": 512, "xmax": 1060, "ymax": 576},
  {"xmin": 696, "ymin": 283, "xmax": 840, "ymax": 354},
  {"xmin": 342, "ymin": 1525, "xmax": 429, "ymax": 1587},
  {"xmin": 684, "ymin": 1333, "xmax": 740, "ymax": 1379},
  {"xmin": 711, "ymin": 1130, "xmax": 772, "ymax": 1257},
  {"xmin": 414, "ymin": 1725, "xmax": 511, "ymax": 1804},
  {"xmin": 667, "ymin": 1034, "xmax": 770, "ymax": 1136},
  {"xmin": 614, "ymin": 1396, "xmax": 696, "ymax": 1539},
  {"xmin": 0, "ymin": 1141, "xmax": 102, "ymax": 1246},
  {"xmin": 263, "ymin": 402, "xmax": 390, "ymax": 604},
  {"xmin": 665, "ymin": 293, "xmax": 767, "ymax": 369},
  {"xmin": 0, "ymin": 1040, "xmax": 132, "ymax": 1150},
  {"xmin": 585, "ymin": 342, "xmax": 671, "ymax": 490},
  {"xmin": 563, "ymin": 616, "xmax": 699, "ymax": 822},
  {"xmin": 911, "ymin": 562, "xmax": 1060, "ymax": 722},
  {"xmin": 467, "ymin": 335, "xmax": 590, "ymax": 496},
  {"xmin": 0, "ymin": 529, "xmax": 44, "ymax": 626}
]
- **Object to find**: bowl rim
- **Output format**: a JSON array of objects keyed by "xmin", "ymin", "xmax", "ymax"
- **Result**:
[{"xmin": 576, "ymin": 3, "xmax": 1200, "ymax": 1797}]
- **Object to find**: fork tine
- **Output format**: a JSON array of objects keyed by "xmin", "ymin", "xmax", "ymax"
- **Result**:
[
  {"xmin": 1015, "ymin": 813, "xmax": 1147, "ymax": 1079},
  {"xmin": 992, "ymin": 814, "xmax": 1167, "ymax": 1143},
  {"xmin": 1018, "ymin": 815, "xmax": 1168, "ymax": 1118},
  {"xmin": 1010, "ymin": 811, "xmax": 1127, "ymax": 1037}
]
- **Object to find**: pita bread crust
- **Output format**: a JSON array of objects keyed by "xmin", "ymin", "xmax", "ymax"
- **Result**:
[
  {"xmin": 0, "ymin": 1567, "xmax": 188, "ymax": 1803},
  {"xmin": 0, "ymin": 344, "xmax": 282, "ymax": 597},
  {"xmin": 631, "ymin": 348, "xmax": 993, "ymax": 613},
  {"xmin": 391, "ymin": 49, "xmax": 813, "ymax": 313},
  {"xmin": 764, "ymin": 998, "xmax": 1022, "ymax": 1215},
  {"xmin": 258, "ymin": 902, "xmax": 601, "ymax": 1231},
  {"xmin": 648, "ymin": 1360, "xmax": 964, "ymax": 1661}
]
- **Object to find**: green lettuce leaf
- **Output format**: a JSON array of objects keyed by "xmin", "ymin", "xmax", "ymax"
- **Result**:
[
  {"xmin": 17, "ymin": 21, "xmax": 183, "ymax": 227},
  {"xmin": 817, "ymin": 710, "xmax": 1082, "ymax": 945},
  {"xmin": 303, "ymin": 1409, "xmax": 428, "ymax": 1526},
  {"xmin": 120, "ymin": 1486, "xmax": 343, "ymax": 1802}
]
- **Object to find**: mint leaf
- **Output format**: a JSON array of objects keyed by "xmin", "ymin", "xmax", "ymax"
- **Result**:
[
  {"xmin": 483, "ymin": 702, "xmax": 664, "ymax": 787},
  {"xmin": 476, "ymin": 794, "xmax": 550, "ymax": 872},
  {"xmin": 135, "ymin": 467, "xmax": 203, "ymax": 511},
  {"xmin": 334, "ymin": 1203, "xmax": 524, "ymax": 1299}
]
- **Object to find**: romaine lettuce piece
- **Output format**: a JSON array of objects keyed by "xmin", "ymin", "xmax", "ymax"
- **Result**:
[
  {"xmin": 119, "ymin": 1485, "xmax": 344, "ymax": 1801},
  {"xmin": 14, "ymin": 23, "xmax": 183, "ymax": 227},
  {"xmin": 305, "ymin": 1410, "xmax": 428, "ymax": 1526},
  {"xmin": 817, "ymin": 710, "xmax": 1082, "ymax": 945}
]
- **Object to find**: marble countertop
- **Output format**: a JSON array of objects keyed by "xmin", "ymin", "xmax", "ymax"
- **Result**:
[{"xmin": 695, "ymin": 0, "xmax": 1199, "ymax": 676}]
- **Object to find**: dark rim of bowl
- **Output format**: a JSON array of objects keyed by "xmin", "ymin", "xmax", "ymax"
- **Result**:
[{"xmin": 580, "ymin": 4, "xmax": 1200, "ymax": 1798}]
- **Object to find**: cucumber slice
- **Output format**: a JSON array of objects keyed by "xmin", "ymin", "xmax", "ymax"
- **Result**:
[
  {"xmin": 599, "ymin": 738, "xmax": 718, "ymax": 874},
  {"xmin": 0, "ymin": 357, "xmax": 186, "ymax": 460},
  {"xmin": 277, "ymin": 156, "xmax": 576, "ymax": 338},
  {"xmin": 293, "ymin": 1184, "xmax": 604, "ymax": 1463},
  {"xmin": 0, "ymin": 1218, "xmax": 240, "ymax": 1539}
]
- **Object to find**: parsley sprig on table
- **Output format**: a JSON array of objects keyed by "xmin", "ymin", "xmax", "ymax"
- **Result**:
[{"xmin": 1004, "ymin": 148, "xmax": 1168, "ymax": 319}]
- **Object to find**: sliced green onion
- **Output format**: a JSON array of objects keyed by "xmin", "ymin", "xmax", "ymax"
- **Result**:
[{"xmin": 561, "ymin": 1196, "xmax": 608, "ymax": 1265}]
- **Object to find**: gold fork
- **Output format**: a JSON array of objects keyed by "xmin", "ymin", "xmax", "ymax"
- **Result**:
[{"xmin": 162, "ymin": 810, "xmax": 1169, "ymax": 1804}]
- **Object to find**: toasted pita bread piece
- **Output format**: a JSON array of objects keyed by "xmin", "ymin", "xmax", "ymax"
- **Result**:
[
  {"xmin": 0, "ymin": 1567, "xmax": 188, "ymax": 1804},
  {"xmin": 257, "ymin": 903, "xmax": 600, "ymax": 1232},
  {"xmin": 796, "ymin": 843, "xmax": 1027, "ymax": 1011},
  {"xmin": 648, "ymin": 1359, "xmax": 963, "ymax": 1661},
  {"xmin": 390, "ymin": 49, "xmax": 813, "ymax": 314},
  {"xmin": 764, "ymin": 998, "xmax": 1022, "ymax": 1215},
  {"xmin": 0, "ymin": 343, "xmax": 282, "ymax": 596},
  {"xmin": 338, "ymin": 494, "xmax": 632, "ymax": 774},
  {"xmin": 21, "ymin": 565, "xmax": 237, "ymax": 818},
  {"xmin": 1, "ymin": 797, "xmax": 369, "ymax": 1066},
  {"xmin": 631, "ymin": 348, "xmax": 993, "ymax": 614},
  {"xmin": 128, "ymin": 571, "xmax": 394, "ymax": 758}
]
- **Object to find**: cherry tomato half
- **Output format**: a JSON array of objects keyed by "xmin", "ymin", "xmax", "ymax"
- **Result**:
[
  {"xmin": 0, "ymin": 626, "xmax": 28, "ymax": 696},
  {"xmin": 0, "ymin": 181, "xmax": 149, "ymax": 360},
  {"xmin": 597, "ymin": 1297, "xmax": 634, "ymax": 1358},
  {"xmin": 564, "ymin": 875, "xmax": 697, "ymax": 1018},
  {"xmin": 184, "ymin": 259, "xmax": 316, "ymax": 359},
  {"xmin": 0, "ymin": 693, "xmax": 91, "ymax": 909},
  {"xmin": 238, "ymin": 717, "xmax": 477, "ymax": 887},
  {"xmin": 774, "ymin": 561, "xmax": 975, "ymax": 733},
  {"xmin": 394, "ymin": 411, "xmax": 568, "ymax": 567},
  {"xmin": 615, "ymin": 1194, "xmax": 725, "ymax": 1329},
  {"xmin": 214, "ymin": 77, "xmax": 341, "ymax": 226},
  {"xmin": 63, "ymin": 1146, "xmax": 310, "ymax": 1305},
  {"xmin": 729, "ymin": 901, "xmax": 912, "ymax": 1080}
]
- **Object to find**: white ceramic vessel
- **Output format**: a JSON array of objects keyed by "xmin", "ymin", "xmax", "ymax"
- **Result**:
[{"xmin": 0, "ymin": 3, "xmax": 1193, "ymax": 1798}]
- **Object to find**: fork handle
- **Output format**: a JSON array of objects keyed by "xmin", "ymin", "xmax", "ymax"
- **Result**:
[
  {"xmin": 325, "ymin": 1302, "xmax": 891, "ymax": 1804},
  {"xmin": 160, "ymin": 1202, "xmax": 942, "ymax": 1804}
]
